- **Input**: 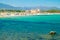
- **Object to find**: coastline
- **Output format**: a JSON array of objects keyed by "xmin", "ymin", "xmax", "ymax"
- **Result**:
[{"xmin": 0, "ymin": 13, "xmax": 60, "ymax": 18}]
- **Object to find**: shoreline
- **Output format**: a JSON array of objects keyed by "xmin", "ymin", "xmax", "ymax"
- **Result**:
[{"xmin": 0, "ymin": 13, "xmax": 60, "ymax": 18}]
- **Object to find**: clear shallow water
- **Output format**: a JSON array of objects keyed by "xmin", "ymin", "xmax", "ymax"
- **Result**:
[{"xmin": 0, "ymin": 15, "xmax": 60, "ymax": 40}]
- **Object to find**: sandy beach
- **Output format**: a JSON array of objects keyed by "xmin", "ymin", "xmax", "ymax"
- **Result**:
[{"xmin": 0, "ymin": 13, "xmax": 60, "ymax": 18}]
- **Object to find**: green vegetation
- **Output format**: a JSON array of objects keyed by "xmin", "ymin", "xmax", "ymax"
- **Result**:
[
  {"xmin": 0, "ymin": 9, "xmax": 25, "ymax": 12},
  {"xmin": 0, "ymin": 9, "xmax": 60, "ymax": 13},
  {"xmin": 42, "ymin": 9, "xmax": 60, "ymax": 13}
]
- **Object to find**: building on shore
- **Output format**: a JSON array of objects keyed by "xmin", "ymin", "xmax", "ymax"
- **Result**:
[
  {"xmin": 0, "ymin": 9, "xmax": 40, "ymax": 16},
  {"xmin": 0, "ymin": 12, "xmax": 8, "ymax": 16},
  {"xmin": 30, "ymin": 9, "xmax": 40, "ymax": 13},
  {"xmin": 25, "ymin": 9, "xmax": 40, "ymax": 15}
]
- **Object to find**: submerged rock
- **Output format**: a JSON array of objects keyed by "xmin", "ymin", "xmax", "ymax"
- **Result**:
[{"xmin": 49, "ymin": 31, "xmax": 56, "ymax": 36}]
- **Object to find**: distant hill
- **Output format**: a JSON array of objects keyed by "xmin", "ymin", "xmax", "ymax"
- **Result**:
[
  {"xmin": 0, "ymin": 3, "xmax": 60, "ymax": 10},
  {"xmin": 0, "ymin": 3, "xmax": 14, "ymax": 9},
  {"xmin": 0, "ymin": 3, "xmax": 23, "ymax": 10}
]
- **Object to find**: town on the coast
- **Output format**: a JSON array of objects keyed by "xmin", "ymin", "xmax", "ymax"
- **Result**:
[
  {"xmin": 0, "ymin": 8, "xmax": 60, "ymax": 17},
  {"xmin": 0, "ymin": 9, "xmax": 41, "ymax": 17}
]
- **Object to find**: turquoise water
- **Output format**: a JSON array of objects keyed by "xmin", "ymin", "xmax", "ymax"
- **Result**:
[{"xmin": 0, "ymin": 15, "xmax": 60, "ymax": 40}]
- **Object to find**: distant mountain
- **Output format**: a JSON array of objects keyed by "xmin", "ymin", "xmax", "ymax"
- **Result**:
[
  {"xmin": 0, "ymin": 3, "xmax": 14, "ymax": 9},
  {"xmin": 0, "ymin": 3, "xmax": 60, "ymax": 10},
  {"xmin": 0, "ymin": 3, "xmax": 23, "ymax": 10}
]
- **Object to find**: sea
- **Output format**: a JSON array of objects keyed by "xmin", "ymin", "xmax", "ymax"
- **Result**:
[{"xmin": 0, "ymin": 14, "xmax": 60, "ymax": 40}]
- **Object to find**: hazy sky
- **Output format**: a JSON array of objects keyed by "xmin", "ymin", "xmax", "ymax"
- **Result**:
[{"xmin": 0, "ymin": 0, "xmax": 60, "ymax": 7}]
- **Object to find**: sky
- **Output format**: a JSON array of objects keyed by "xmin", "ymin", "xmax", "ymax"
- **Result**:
[{"xmin": 0, "ymin": 0, "xmax": 60, "ymax": 8}]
